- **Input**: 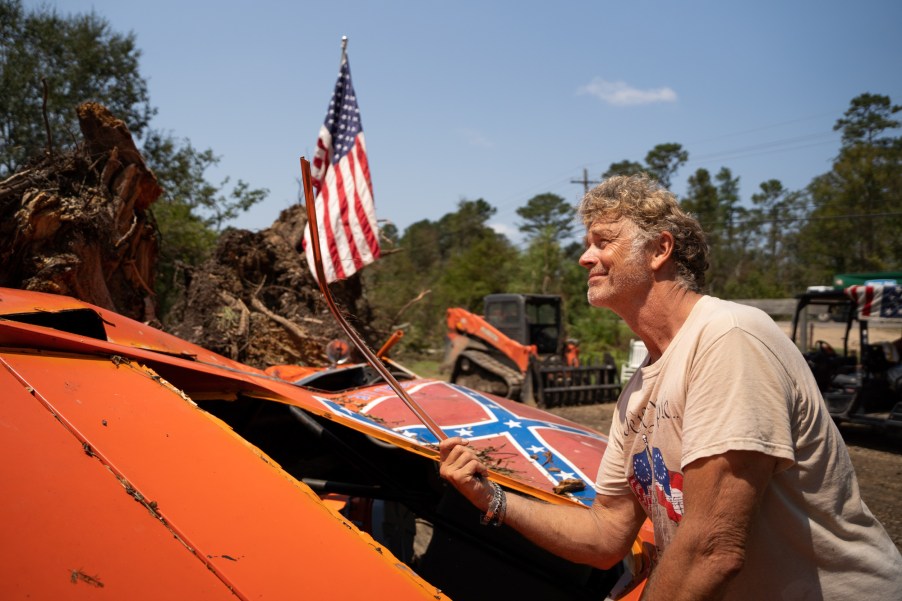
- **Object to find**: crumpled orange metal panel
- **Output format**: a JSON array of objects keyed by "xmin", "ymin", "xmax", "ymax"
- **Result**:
[
  {"xmin": 0, "ymin": 349, "xmax": 446, "ymax": 600},
  {"xmin": 0, "ymin": 288, "xmax": 600, "ymax": 507},
  {"xmin": 0, "ymin": 366, "xmax": 236, "ymax": 600},
  {"xmin": 0, "ymin": 286, "xmax": 256, "ymax": 372}
]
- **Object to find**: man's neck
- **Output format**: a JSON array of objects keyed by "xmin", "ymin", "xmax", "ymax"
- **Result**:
[{"xmin": 622, "ymin": 284, "xmax": 702, "ymax": 363}]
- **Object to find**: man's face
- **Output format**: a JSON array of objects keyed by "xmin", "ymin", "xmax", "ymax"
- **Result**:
[{"xmin": 578, "ymin": 218, "xmax": 652, "ymax": 309}]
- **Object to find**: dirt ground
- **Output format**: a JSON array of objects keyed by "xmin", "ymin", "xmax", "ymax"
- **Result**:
[
  {"xmin": 774, "ymin": 319, "xmax": 902, "ymax": 357},
  {"xmin": 546, "ymin": 403, "xmax": 902, "ymax": 553}
]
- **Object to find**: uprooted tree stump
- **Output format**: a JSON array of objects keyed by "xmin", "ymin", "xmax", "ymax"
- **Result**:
[
  {"xmin": 164, "ymin": 204, "xmax": 379, "ymax": 370},
  {"xmin": 0, "ymin": 101, "xmax": 161, "ymax": 322}
]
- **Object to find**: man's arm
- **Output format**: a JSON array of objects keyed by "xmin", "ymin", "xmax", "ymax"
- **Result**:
[
  {"xmin": 439, "ymin": 436, "xmax": 646, "ymax": 569},
  {"xmin": 640, "ymin": 450, "xmax": 777, "ymax": 600}
]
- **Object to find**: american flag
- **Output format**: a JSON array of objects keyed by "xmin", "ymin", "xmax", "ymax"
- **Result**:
[
  {"xmin": 846, "ymin": 285, "xmax": 902, "ymax": 320},
  {"xmin": 303, "ymin": 46, "xmax": 380, "ymax": 283}
]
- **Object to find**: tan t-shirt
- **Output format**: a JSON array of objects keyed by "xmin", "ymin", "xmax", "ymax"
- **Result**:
[{"xmin": 596, "ymin": 296, "xmax": 902, "ymax": 599}]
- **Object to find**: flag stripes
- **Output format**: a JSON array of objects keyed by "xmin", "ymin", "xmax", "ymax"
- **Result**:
[{"xmin": 303, "ymin": 50, "xmax": 380, "ymax": 283}]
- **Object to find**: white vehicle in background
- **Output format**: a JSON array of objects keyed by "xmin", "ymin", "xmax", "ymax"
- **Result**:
[{"xmin": 620, "ymin": 339, "xmax": 649, "ymax": 385}]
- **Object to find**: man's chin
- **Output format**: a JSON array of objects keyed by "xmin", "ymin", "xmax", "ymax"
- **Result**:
[{"xmin": 586, "ymin": 289, "xmax": 611, "ymax": 308}]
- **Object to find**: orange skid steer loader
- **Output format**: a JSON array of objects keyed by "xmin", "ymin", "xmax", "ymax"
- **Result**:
[{"xmin": 443, "ymin": 294, "xmax": 621, "ymax": 407}]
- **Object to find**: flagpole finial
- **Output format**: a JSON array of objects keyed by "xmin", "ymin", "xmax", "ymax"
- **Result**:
[{"xmin": 341, "ymin": 36, "xmax": 348, "ymax": 51}]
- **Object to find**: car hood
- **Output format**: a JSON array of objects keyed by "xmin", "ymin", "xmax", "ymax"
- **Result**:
[{"xmin": 0, "ymin": 286, "xmax": 616, "ymax": 599}]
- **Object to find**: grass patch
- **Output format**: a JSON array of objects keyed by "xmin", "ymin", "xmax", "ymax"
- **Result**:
[{"xmin": 399, "ymin": 357, "xmax": 445, "ymax": 380}]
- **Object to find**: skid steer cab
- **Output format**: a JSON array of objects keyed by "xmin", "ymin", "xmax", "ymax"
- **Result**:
[
  {"xmin": 792, "ymin": 283, "xmax": 902, "ymax": 431},
  {"xmin": 443, "ymin": 294, "xmax": 621, "ymax": 407}
]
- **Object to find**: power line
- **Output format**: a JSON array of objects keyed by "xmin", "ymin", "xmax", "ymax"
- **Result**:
[
  {"xmin": 699, "ymin": 210, "xmax": 902, "ymax": 229},
  {"xmin": 492, "ymin": 129, "xmax": 840, "ymax": 221},
  {"xmin": 687, "ymin": 131, "xmax": 839, "ymax": 165},
  {"xmin": 425, "ymin": 112, "xmax": 854, "ymax": 242},
  {"xmin": 684, "ymin": 110, "xmax": 841, "ymax": 146}
]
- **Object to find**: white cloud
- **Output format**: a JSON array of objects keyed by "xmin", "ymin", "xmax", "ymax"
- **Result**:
[
  {"xmin": 488, "ymin": 222, "xmax": 524, "ymax": 245},
  {"xmin": 459, "ymin": 128, "xmax": 494, "ymax": 148},
  {"xmin": 489, "ymin": 222, "xmax": 515, "ymax": 236},
  {"xmin": 578, "ymin": 78, "xmax": 677, "ymax": 106}
]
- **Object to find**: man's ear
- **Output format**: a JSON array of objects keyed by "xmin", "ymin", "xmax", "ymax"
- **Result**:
[{"xmin": 650, "ymin": 231, "xmax": 675, "ymax": 271}]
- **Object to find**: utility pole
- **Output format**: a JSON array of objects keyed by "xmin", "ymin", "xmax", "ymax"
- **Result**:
[{"xmin": 570, "ymin": 168, "xmax": 601, "ymax": 196}]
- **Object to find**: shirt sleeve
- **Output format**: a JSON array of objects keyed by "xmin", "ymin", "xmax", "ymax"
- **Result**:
[
  {"xmin": 681, "ymin": 327, "xmax": 797, "ymax": 472},
  {"xmin": 594, "ymin": 403, "xmax": 634, "ymax": 497}
]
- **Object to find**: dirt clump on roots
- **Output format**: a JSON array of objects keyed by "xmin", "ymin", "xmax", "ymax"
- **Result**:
[
  {"xmin": 0, "ymin": 102, "xmax": 161, "ymax": 322},
  {"xmin": 164, "ymin": 204, "xmax": 378, "ymax": 370}
]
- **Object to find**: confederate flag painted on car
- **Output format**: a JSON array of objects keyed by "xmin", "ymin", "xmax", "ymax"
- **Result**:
[{"xmin": 311, "ymin": 379, "xmax": 607, "ymax": 506}]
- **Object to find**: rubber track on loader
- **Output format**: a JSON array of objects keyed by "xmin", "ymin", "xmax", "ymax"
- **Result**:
[{"xmin": 459, "ymin": 350, "xmax": 524, "ymax": 400}]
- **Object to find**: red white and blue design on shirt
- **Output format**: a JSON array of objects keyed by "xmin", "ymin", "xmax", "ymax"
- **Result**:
[
  {"xmin": 629, "ymin": 435, "xmax": 684, "ymax": 523},
  {"xmin": 310, "ymin": 379, "xmax": 608, "ymax": 506}
]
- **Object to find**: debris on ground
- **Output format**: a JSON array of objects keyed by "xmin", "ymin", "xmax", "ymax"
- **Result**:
[{"xmin": 164, "ymin": 205, "xmax": 378, "ymax": 369}]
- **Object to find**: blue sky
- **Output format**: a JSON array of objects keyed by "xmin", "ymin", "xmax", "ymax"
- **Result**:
[{"xmin": 35, "ymin": 1, "xmax": 902, "ymax": 245}]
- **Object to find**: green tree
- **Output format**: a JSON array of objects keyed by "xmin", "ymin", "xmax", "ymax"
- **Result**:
[
  {"xmin": 748, "ymin": 179, "xmax": 807, "ymax": 295},
  {"xmin": 644, "ymin": 143, "xmax": 688, "ymax": 189},
  {"xmin": 712, "ymin": 168, "xmax": 759, "ymax": 297},
  {"xmin": 362, "ymin": 224, "xmax": 423, "ymax": 342},
  {"xmin": 798, "ymin": 93, "xmax": 902, "ymax": 280},
  {"xmin": 433, "ymin": 199, "xmax": 516, "ymax": 311},
  {"xmin": 601, "ymin": 143, "xmax": 688, "ymax": 189},
  {"xmin": 515, "ymin": 193, "xmax": 575, "ymax": 293},
  {"xmin": 834, "ymin": 93, "xmax": 901, "ymax": 147},
  {"xmin": 603, "ymin": 160, "xmax": 645, "ymax": 179},
  {"xmin": 750, "ymin": 180, "xmax": 787, "ymax": 268},
  {"xmin": 0, "ymin": 0, "xmax": 153, "ymax": 175},
  {"xmin": 142, "ymin": 132, "xmax": 268, "ymax": 313},
  {"xmin": 714, "ymin": 167, "xmax": 744, "ymax": 252},
  {"xmin": 402, "ymin": 219, "xmax": 443, "ymax": 273},
  {"xmin": 143, "ymin": 131, "xmax": 268, "ymax": 233},
  {"xmin": 437, "ymin": 235, "xmax": 519, "ymax": 310},
  {"xmin": 0, "ymin": 1, "xmax": 268, "ymax": 317},
  {"xmin": 437, "ymin": 198, "xmax": 497, "ymax": 258},
  {"xmin": 681, "ymin": 167, "xmax": 760, "ymax": 298},
  {"xmin": 682, "ymin": 168, "xmax": 723, "ymax": 291},
  {"xmin": 366, "ymin": 199, "xmax": 518, "ymax": 353},
  {"xmin": 682, "ymin": 168, "xmax": 721, "ymax": 228}
]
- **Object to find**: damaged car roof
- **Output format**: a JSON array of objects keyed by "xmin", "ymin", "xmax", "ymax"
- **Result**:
[
  {"xmin": 0, "ymin": 287, "xmax": 649, "ymax": 600},
  {"xmin": 0, "ymin": 288, "xmax": 445, "ymax": 599}
]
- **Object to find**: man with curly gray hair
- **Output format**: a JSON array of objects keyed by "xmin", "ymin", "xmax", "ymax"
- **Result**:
[
  {"xmin": 440, "ymin": 174, "xmax": 902, "ymax": 599},
  {"xmin": 579, "ymin": 174, "xmax": 708, "ymax": 292}
]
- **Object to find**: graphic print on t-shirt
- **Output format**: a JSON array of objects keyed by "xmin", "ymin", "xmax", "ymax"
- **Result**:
[{"xmin": 628, "ymin": 434, "xmax": 684, "ymax": 524}]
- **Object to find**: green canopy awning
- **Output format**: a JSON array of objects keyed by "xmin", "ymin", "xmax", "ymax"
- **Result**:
[{"xmin": 833, "ymin": 272, "xmax": 902, "ymax": 288}]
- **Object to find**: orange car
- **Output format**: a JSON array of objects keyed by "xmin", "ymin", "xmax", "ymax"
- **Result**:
[{"xmin": 0, "ymin": 287, "xmax": 652, "ymax": 600}]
